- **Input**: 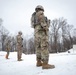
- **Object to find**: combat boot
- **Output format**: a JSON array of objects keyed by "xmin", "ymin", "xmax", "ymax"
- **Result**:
[
  {"xmin": 18, "ymin": 59, "xmax": 22, "ymax": 61},
  {"xmin": 5, "ymin": 54, "xmax": 8, "ymax": 59},
  {"xmin": 42, "ymin": 62, "xmax": 55, "ymax": 69},
  {"xmin": 36, "ymin": 59, "xmax": 42, "ymax": 67}
]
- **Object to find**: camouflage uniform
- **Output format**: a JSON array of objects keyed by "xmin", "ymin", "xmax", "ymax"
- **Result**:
[
  {"xmin": 17, "ymin": 31, "xmax": 23, "ymax": 61},
  {"xmin": 31, "ymin": 5, "xmax": 55, "ymax": 69},
  {"xmin": 5, "ymin": 40, "xmax": 11, "ymax": 59}
]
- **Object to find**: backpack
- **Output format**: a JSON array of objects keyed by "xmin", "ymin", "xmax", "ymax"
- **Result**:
[
  {"xmin": 31, "ymin": 12, "xmax": 36, "ymax": 28},
  {"xmin": 31, "ymin": 12, "xmax": 50, "ymax": 28}
]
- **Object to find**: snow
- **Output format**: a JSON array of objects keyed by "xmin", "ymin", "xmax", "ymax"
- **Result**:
[{"xmin": 0, "ymin": 49, "xmax": 76, "ymax": 75}]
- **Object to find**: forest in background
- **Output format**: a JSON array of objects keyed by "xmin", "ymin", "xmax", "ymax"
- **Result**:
[{"xmin": 0, "ymin": 17, "xmax": 76, "ymax": 54}]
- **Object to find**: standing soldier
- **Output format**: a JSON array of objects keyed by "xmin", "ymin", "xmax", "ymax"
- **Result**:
[
  {"xmin": 17, "ymin": 31, "xmax": 23, "ymax": 61},
  {"xmin": 31, "ymin": 5, "xmax": 55, "ymax": 69},
  {"xmin": 5, "ymin": 39, "xmax": 11, "ymax": 59}
]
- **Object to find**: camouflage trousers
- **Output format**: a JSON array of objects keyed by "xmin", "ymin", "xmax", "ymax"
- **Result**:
[
  {"xmin": 6, "ymin": 48, "xmax": 10, "ymax": 57},
  {"xmin": 17, "ymin": 44, "xmax": 23, "ymax": 60},
  {"xmin": 35, "ymin": 30, "xmax": 49, "ymax": 62},
  {"xmin": 7, "ymin": 50, "xmax": 9, "ymax": 57}
]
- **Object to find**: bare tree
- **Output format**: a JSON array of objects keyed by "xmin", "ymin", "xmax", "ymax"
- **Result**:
[
  {"xmin": 61, "ymin": 17, "xmax": 74, "ymax": 51},
  {"xmin": 11, "ymin": 37, "xmax": 16, "ymax": 52},
  {"xmin": 59, "ymin": 18, "xmax": 67, "ymax": 51},
  {"xmin": 0, "ymin": 19, "xmax": 9, "ymax": 51},
  {"xmin": 49, "ymin": 17, "xmax": 74, "ymax": 52},
  {"xmin": 28, "ymin": 37, "xmax": 35, "ymax": 54},
  {"xmin": 1, "ymin": 26, "xmax": 9, "ymax": 51},
  {"xmin": 66, "ymin": 25, "xmax": 73, "ymax": 49},
  {"xmin": 23, "ymin": 39, "xmax": 27, "ymax": 54},
  {"xmin": 50, "ymin": 18, "xmax": 62, "ymax": 53},
  {"xmin": 73, "ymin": 28, "xmax": 76, "ymax": 44}
]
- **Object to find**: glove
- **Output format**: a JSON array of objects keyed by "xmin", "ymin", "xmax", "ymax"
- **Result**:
[
  {"xmin": 22, "ymin": 45, "xmax": 23, "ymax": 47},
  {"xmin": 22, "ymin": 38, "xmax": 23, "ymax": 40}
]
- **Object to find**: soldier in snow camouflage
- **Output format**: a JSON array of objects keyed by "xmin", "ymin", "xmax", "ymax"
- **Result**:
[
  {"xmin": 5, "ymin": 39, "xmax": 11, "ymax": 59},
  {"xmin": 31, "ymin": 5, "xmax": 55, "ymax": 69},
  {"xmin": 17, "ymin": 31, "xmax": 23, "ymax": 61}
]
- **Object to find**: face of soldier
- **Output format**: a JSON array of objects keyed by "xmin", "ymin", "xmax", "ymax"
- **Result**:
[
  {"xmin": 36, "ymin": 10, "xmax": 44, "ymax": 22},
  {"xmin": 19, "ymin": 33, "xmax": 22, "ymax": 35},
  {"xmin": 36, "ymin": 10, "xmax": 44, "ymax": 17}
]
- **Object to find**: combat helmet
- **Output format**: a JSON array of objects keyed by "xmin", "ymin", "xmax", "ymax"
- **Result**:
[{"xmin": 35, "ymin": 5, "xmax": 44, "ymax": 12}]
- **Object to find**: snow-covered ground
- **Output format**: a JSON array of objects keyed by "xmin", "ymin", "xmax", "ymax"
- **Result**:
[{"xmin": 0, "ymin": 49, "xmax": 76, "ymax": 75}]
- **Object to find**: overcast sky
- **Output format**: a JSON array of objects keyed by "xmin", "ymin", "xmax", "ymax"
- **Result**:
[{"xmin": 0, "ymin": 0, "xmax": 76, "ymax": 36}]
